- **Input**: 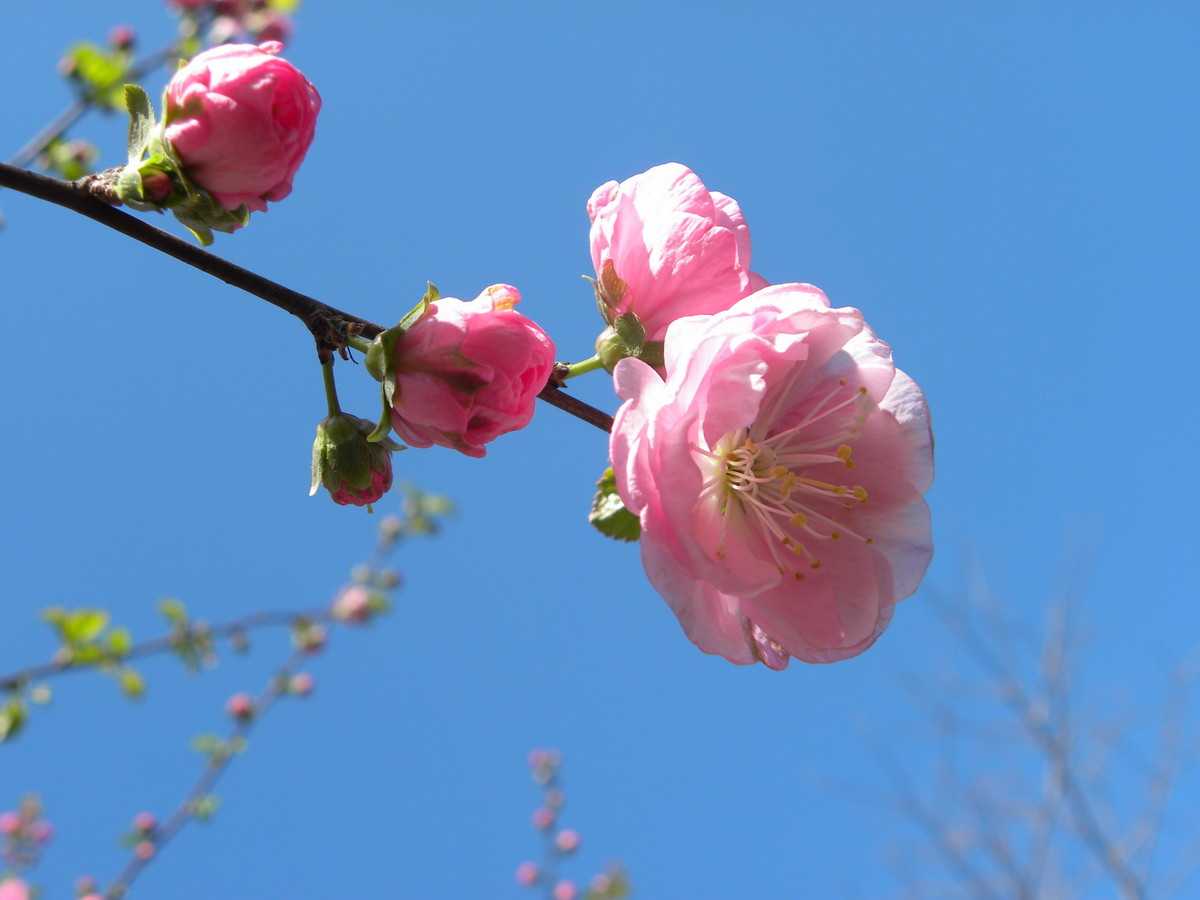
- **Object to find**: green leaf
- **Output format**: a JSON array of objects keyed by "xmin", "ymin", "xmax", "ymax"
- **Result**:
[
  {"xmin": 117, "ymin": 667, "xmax": 145, "ymax": 700},
  {"xmin": 588, "ymin": 467, "xmax": 641, "ymax": 541},
  {"xmin": 0, "ymin": 698, "xmax": 27, "ymax": 742},
  {"xmin": 613, "ymin": 311, "xmax": 646, "ymax": 353},
  {"xmin": 108, "ymin": 627, "xmax": 133, "ymax": 657},
  {"xmin": 190, "ymin": 794, "xmax": 221, "ymax": 822},
  {"xmin": 123, "ymin": 84, "xmax": 156, "ymax": 165},
  {"xmin": 160, "ymin": 598, "xmax": 188, "ymax": 626},
  {"xmin": 46, "ymin": 608, "xmax": 109, "ymax": 645},
  {"xmin": 65, "ymin": 43, "xmax": 129, "ymax": 109}
]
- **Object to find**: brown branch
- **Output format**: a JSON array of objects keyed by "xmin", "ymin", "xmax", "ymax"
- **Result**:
[
  {"xmin": 0, "ymin": 608, "xmax": 329, "ymax": 693},
  {"xmin": 0, "ymin": 163, "xmax": 614, "ymax": 432},
  {"xmin": 102, "ymin": 646, "xmax": 310, "ymax": 899}
]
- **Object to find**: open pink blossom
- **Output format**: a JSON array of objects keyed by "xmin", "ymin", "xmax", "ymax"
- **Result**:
[
  {"xmin": 163, "ymin": 42, "xmax": 320, "ymax": 213},
  {"xmin": 388, "ymin": 285, "xmax": 555, "ymax": 458},
  {"xmin": 587, "ymin": 162, "xmax": 766, "ymax": 341},
  {"xmin": 610, "ymin": 284, "xmax": 933, "ymax": 667},
  {"xmin": 0, "ymin": 880, "xmax": 29, "ymax": 900}
]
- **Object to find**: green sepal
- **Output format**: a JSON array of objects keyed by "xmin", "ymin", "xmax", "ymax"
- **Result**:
[
  {"xmin": 117, "ymin": 667, "xmax": 145, "ymax": 700},
  {"xmin": 366, "ymin": 386, "xmax": 394, "ymax": 443},
  {"xmin": 123, "ymin": 84, "xmax": 156, "ymax": 165},
  {"xmin": 588, "ymin": 466, "xmax": 641, "ymax": 542},
  {"xmin": 613, "ymin": 311, "xmax": 645, "ymax": 351}
]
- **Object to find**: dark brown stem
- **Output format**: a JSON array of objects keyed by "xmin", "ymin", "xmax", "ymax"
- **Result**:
[
  {"xmin": 0, "ymin": 163, "xmax": 614, "ymax": 433},
  {"xmin": 102, "ymin": 647, "xmax": 310, "ymax": 899}
]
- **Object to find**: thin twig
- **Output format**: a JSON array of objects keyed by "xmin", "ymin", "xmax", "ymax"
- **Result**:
[
  {"xmin": 0, "ymin": 163, "xmax": 614, "ymax": 432},
  {"xmin": 102, "ymin": 646, "xmax": 309, "ymax": 898},
  {"xmin": 7, "ymin": 45, "xmax": 180, "ymax": 168},
  {"xmin": 0, "ymin": 608, "xmax": 328, "ymax": 693},
  {"xmin": 928, "ymin": 593, "xmax": 1147, "ymax": 900}
]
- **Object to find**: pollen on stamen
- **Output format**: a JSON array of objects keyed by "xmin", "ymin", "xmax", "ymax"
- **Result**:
[
  {"xmin": 810, "ymin": 560, "xmax": 822, "ymax": 570},
  {"xmin": 852, "ymin": 486, "xmax": 869, "ymax": 502},
  {"xmin": 790, "ymin": 513, "xmax": 807, "ymax": 527},
  {"xmin": 793, "ymin": 571, "xmax": 805, "ymax": 581},
  {"xmin": 830, "ymin": 531, "xmax": 841, "ymax": 540},
  {"xmin": 836, "ymin": 445, "xmax": 855, "ymax": 468}
]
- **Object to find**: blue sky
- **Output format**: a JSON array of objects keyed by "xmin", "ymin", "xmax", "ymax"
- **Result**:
[{"xmin": 2, "ymin": 2, "xmax": 1198, "ymax": 897}]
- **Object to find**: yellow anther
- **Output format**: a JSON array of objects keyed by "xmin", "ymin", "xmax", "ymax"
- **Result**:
[
  {"xmin": 836, "ymin": 444, "xmax": 856, "ymax": 469},
  {"xmin": 794, "ymin": 571, "xmax": 805, "ymax": 581},
  {"xmin": 810, "ymin": 560, "xmax": 822, "ymax": 570},
  {"xmin": 790, "ymin": 513, "xmax": 808, "ymax": 527},
  {"xmin": 852, "ymin": 486, "xmax": 869, "ymax": 502},
  {"xmin": 830, "ymin": 531, "xmax": 841, "ymax": 540}
]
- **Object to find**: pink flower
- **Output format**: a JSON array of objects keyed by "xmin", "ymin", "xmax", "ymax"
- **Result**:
[
  {"xmin": 163, "ymin": 42, "xmax": 320, "ymax": 213},
  {"xmin": 388, "ymin": 285, "xmax": 556, "ymax": 458},
  {"xmin": 331, "ymin": 585, "xmax": 372, "ymax": 623},
  {"xmin": 133, "ymin": 812, "xmax": 157, "ymax": 834},
  {"xmin": 554, "ymin": 828, "xmax": 580, "ymax": 853},
  {"xmin": 108, "ymin": 25, "xmax": 136, "ymax": 50},
  {"xmin": 226, "ymin": 692, "xmax": 255, "ymax": 720},
  {"xmin": 0, "ymin": 813, "xmax": 18, "ymax": 835},
  {"xmin": 0, "ymin": 880, "xmax": 29, "ymax": 900},
  {"xmin": 610, "ymin": 284, "xmax": 933, "ymax": 666},
  {"xmin": 169, "ymin": 0, "xmax": 211, "ymax": 10},
  {"xmin": 310, "ymin": 414, "xmax": 396, "ymax": 508},
  {"xmin": 587, "ymin": 162, "xmax": 765, "ymax": 341},
  {"xmin": 289, "ymin": 672, "xmax": 315, "ymax": 696},
  {"xmin": 134, "ymin": 840, "xmax": 155, "ymax": 861},
  {"xmin": 253, "ymin": 12, "xmax": 293, "ymax": 45},
  {"xmin": 514, "ymin": 861, "xmax": 540, "ymax": 886},
  {"xmin": 552, "ymin": 880, "xmax": 577, "ymax": 900},
  {"xmin": 531, "ymin": 807, "xmax": 555, "ymax": 830},
  {"xmin": 30, "ymin": 820, "xmax": 52, "ymax": 844}
]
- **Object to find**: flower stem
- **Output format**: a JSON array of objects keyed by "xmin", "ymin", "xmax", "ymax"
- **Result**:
[
  {"xmin": 561, "ymin": 354, "xmax": 605, "ymax": 380},
  {"xmin": 346, "ymin": 335, "xmax": 373, "ymax": 354},
  {"xmin": 321, "ymin": 360, "xmax": 341, "ymax": 416}
]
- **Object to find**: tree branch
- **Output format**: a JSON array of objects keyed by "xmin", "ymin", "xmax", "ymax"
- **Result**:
[
  {"xmin": 101, "ymin": 646, "xmax": 310, "ymax": 899},
  {"xmin": 0, "ymin": 163, "xmax": 614, "ymax": 433},
  {"xmin": 0, "ymin": 608, "xmax": 329, "ymax": 693}
]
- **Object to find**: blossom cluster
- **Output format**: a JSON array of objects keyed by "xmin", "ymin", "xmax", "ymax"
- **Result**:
[
  {"xmin": 103, "ymin": 35, "xmax": 933, "ymax": 668},
  {"xmin": 515, "ymin": 750, "xmax": 629, "ymax": 899}
]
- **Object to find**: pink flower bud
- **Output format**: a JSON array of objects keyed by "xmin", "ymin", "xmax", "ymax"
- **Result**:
[
  {"xmin": 554, "ymin": 829, "xmax": 580, "ymax": 853},
  {"xmin": 162, "ymin": 42, "xmax": 320, "ymax": 213},
  {"xmin": 30, "ymin": 820, "xmax": 53, "ymax": 844},
  {"xmin": 169, "ymin": 0, "xmax": 211, "ymax": 9},
  {"xmin": 289, "ymin": 672, "xmax": 314, "ymax": 696},
  {"xmin": 552, "ymin": 880, "xmax": 577, "ymax": 900},
  {"xmin": 208, "ymin": 15, "xmax": 243, "ymax": 45},
  {"xmin": 133, "ymin": 812, "xmax": 157, "ymax": 834},
  {"xmin": 226, "ymin": 692, "xmax": 254, "ymax": 720},
  {"xmin": 212, "ymin": 0, "xmax": 245, "ymax": 15},
  {"xmin": 80, "ymin": 896, "xmax": 103, "ymax": 900},
  {"xmin": 310, "ymin": 414, "xmax": 395, "ymax": 508},
  {"xmin": 108, "ymin": 25, "xmax": 136, "ymax": 50},
  {"xmin": 545, "ymin": 788, "xmax": 565, "ymax": 809},
  {"xmin": 387, "ymin": 285, "xmax": 555, "ymax": 458},
  {"xmin": 0, "ymin": 813, "xmax": 19, "ymax": 835},
  {"xmin": 75, "ymin": 875, "xmax": 98, "ymax": 895},
  {"xmin": 514, "ymin": 862, "xmax": 539, "ymax": 886},
  {"xmin": 531, "ymin": 807, "xmax": 555, "ymax": 831},
  {"xmin": 331, "ymin": 585, "xmax": 372, "ymax": 623},
  {"xmin": 141, "ymin": 170, "xmax": 173, "ymax": 203},
  {"xmin": 0, "ymin": 879, "xmax": 30, "ymax": 900},
  {"xmin": 134, "ymin": 840, "xmax": 155, "ymax": 861},
  {"xmin": 253, "ymin": 12, "xmax": 293, "ymax": 45},
  {"xmin": 587, "ymin": 163, "xmax": 766, "ymax": 343}
]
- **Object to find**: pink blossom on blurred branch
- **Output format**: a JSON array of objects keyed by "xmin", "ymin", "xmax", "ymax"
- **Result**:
[{"xmin": 610, "ymin": 284, "xmax": 933, "ymax": 667}]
